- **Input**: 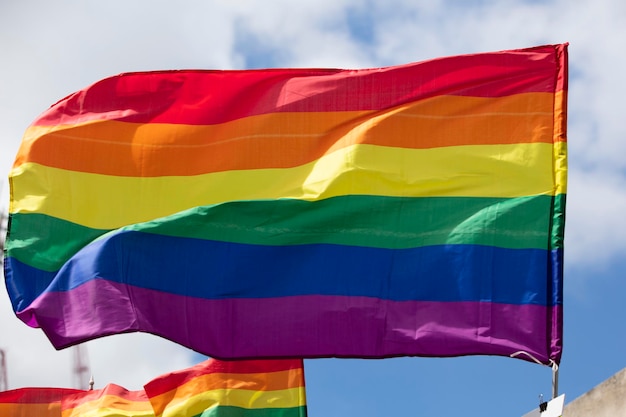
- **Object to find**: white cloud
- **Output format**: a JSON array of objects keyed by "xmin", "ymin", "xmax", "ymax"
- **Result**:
[
  {"xmin": 85, "ymin": 334, "xmax": 197, "ymax": 391},
  {"xmin": 565, "ymin": 169, "xmax": 626, "ymax": 269},
  {"xmin": 224, "ymin": 0, "xmax": 375, "ymax": 68}
]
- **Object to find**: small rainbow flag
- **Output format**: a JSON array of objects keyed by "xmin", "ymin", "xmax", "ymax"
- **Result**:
[
  {"xmin": 145, "ymin": 358, "xmax": 307, "ymax": 417},
  {"xmin": 0, "ymin": 359, "xmax": 305, "ymax": 417},
  {"xmin": 4, "ymin": 44, "xmax": 568, "ymax": 364}
]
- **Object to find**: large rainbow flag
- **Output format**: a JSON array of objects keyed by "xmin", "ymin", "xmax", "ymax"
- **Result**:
[{"xmin": 4, "ymin": 44, "xmax": 568, "ymax": 364}]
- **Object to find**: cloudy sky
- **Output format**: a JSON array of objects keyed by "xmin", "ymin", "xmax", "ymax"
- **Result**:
[{"xmin": 1, "ymin": 1, "xmax": 625, "ymax": 416}]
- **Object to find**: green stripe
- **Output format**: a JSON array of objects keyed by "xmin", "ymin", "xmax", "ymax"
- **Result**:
[
  {"xmin": 7, "ymin": 194, "xmax": 564, "ymax": 272},
  {"xmin": 195, "ymin": 405, "xmax": 307, "ymax": 417},
  {"xmin": 551, "ymin": 193, "xmax": 566, "ymax": 250},
  {"xmin": 6, "ymin": 213, "xmax": 108, "ymax": 272}
]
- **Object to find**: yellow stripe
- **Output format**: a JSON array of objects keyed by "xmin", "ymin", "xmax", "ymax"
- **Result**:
[
  {"xmin": 553, "ymin": 90, "xmax": 568, "ymax": 194},
  {"xmin": 554, "ymin": 141, "xmax": 567, "ymax": 194},
  {"xmin": 61, "ymin": 396, "xmax": 154, "ymax": 417},
  {"xmin": 63, "ymin": 407, "xmax": 154, "ymax": 417},
  {"xmin": 157, "ymin": 387, "xmax": 306, "ymax": 417},
  {"xmin": 10, "ymin": 143, "xmax": 563, "ymax": 229}
]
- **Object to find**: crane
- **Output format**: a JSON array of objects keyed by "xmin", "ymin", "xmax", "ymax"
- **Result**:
[
  {"xmin": 72, "ymin": 345, "xmax": 92, "ymax": 390},
  {"xmin": 0, "ymin": 349, "xmax": 7, "ymax": 391}
]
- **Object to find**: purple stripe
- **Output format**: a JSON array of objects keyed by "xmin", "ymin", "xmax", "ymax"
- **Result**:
[{"xmin": 20, "ymin": 279, "xmax": 561, "ymax": 363}]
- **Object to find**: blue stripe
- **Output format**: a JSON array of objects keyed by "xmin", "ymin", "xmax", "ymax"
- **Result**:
[{"xmin": 6, "ymin": 230, "xmax": 562, "ymax": 312}]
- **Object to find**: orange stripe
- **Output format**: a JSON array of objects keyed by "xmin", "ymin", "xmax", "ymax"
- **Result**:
[
  {"xmin": 554, "ymin": 90, "xmax": 567, "ymax": 142},
  {"xmin": 15, "ymin": 93, "xmax": 555, "ymax": 176},
  {"xmin": 148, "ymin": 369, "xmax": 305, "ymax": 409},
  {"xmin": 0, "ymin": 403, "xmax": 61, "ymax": 416}
]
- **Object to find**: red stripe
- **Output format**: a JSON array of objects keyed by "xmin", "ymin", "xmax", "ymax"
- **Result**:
[
  {"xmin": 33, "ymin": 45, "xmax": 564, "ymax": 126},
  {"xmin": 0, "ymin": 387, "xmax": 82, "ymax": 404},
  {"xmin": 144, "ymin": 358, "xmax": 304, "ymax": 398},
  {"xmin": 554, "ymin": 43, "xmax": 568, "ymax": 93}
]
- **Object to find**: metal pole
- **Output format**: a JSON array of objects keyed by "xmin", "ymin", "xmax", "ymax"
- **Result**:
[{"xmin": 552, "ymin": 362, "xmax": 559, "ymax": 399}]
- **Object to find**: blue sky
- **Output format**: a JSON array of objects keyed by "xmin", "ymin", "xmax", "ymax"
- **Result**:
[{"xmin": 1, "ymin": 1, "xmax": 625, "ymax": 416}]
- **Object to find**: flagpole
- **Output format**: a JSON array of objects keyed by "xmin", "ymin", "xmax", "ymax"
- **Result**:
[
  {"xmin": 552, "ymin": 362, "xmax": 559, "ymax": 399},
  {"xmin": 510, "ymin": 351, "xmax": 559, "ymax": 399}
]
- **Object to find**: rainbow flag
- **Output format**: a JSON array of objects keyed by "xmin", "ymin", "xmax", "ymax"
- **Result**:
[
  {"xmin": 144, "ymin": 358, "xmax": 307, "ymax": 417},
  {"xmin": 4, "ymin": 44, "xmax": 568, "ymax": 364},
  {"xmin": 0, "ymin": 384, "xmax": 153, "ymax": 417},
  {"xmin": 0, "ymin": 359, "xmax": 305, "ymax": 417}
]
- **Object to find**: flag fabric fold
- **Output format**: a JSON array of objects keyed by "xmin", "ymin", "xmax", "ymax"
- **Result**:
[{"xmin": 4, "ymin": 44, "xmax": 568, "ymax": 364}]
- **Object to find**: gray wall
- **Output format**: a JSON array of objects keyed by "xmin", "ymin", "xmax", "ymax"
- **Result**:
[{"xmin": 564, "ymin": 367, "xmax": 626, "ymax": 416}]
